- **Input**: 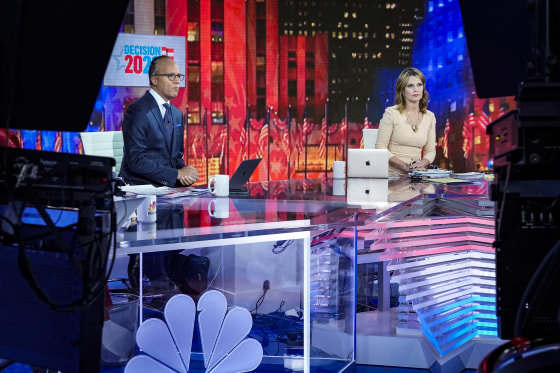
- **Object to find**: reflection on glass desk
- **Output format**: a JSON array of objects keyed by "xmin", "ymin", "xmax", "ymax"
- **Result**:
[
  {"xmin": 115, "ymin": 178, "xmax": 360, "ymax": 253},
  {"xmin": 110, "ymin": 178, "xmax": 360, "ymax": 373}
]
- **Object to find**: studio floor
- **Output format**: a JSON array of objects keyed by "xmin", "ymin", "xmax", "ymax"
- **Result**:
[
  {"xmin": 0, "ymin": 363, "xmax": 477, "ymax": 373},
  {"xmin": 0, "ymin": 307, "xmax": 490, "ymax": 373},
  {"xmin": 354, "ymin": 307, "xmax": 501, "ymax": 373}
]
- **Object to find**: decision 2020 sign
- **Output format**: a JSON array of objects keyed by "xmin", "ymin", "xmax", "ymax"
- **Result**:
[{"xmin": 104, "ymin": 33, "xmax": 186, "ymax": 87}]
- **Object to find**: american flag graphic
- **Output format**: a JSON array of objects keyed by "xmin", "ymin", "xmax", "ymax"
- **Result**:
[
  {"xmin": 272, "ymin": 112, "xmax": 288, "ymax": 155},
  {"xmin": 16, "ymin": 129, "xmax": 23, "ymax": 147},
  {"xmin": 191, "ymin": 134, "xmax": 199, "ymax": 161},
  {"xmin": 202, "ymin": 108, "xmax": 209, "ymax": 163},
  {"xmin": 75, "ymin": 136, "xmax": 84, "ymax": 154},
  {"xmin": 282, "ymin": 129, "xmax": 290, "ymax": 157},
  {"xmin": 285, "ymin": 108, "xmax": 292, "ymax": 159},
  {"xmin": 241, "ymin": 108, "xmax": 250, "ymax": 160},
  {"xmin": 200, "ymin": 137, "xmax": 207, "ymax": 163},
  {"xmin": 293, "ymin": 121, "xmax": 304, "ymax": 156},
  {"xmin": 183, "ymin": 108, "xmax": 189, "ymax": 159},
  {"xmin": 360, "ymin": 103, "xmax": 373, "ymax": 148},
  {"xmin": 35, "ymin": 131, "xmax": 42, "ymax": 150},
  {"xmin": 301, "ymin": 114, "xmax": 311, "ymax": 155},
  {"xmin": 339, "ymin": 118, "xmax": 347, "ymax": 135},
  {"xmin": 462, "ymin": 99, "xmax": 476, "ymax": 159},
  {"xmin": 302, "ymin": 116, "xmax": 312, "ymax": 135},
  {"xmin": 479, "ymin": 99, "xmax": 490, "ymax": 131},
  {"xmin": 302, "ymin": 103, "xmax": 312, "ymax": 135},
  {"xmin": 54, "ymin": 131, "xmax": 63, "ymax": 152},
  {"xmin": 271, "ymin": 111, "xmax": 287, "ymax": 131},
  {"xmin": 239, "ymin": 122, "xmax": 247, "ymax": 148},
  {"xmin": 258, "ymin": 123, "xmax": 269, "ymax": 158},
  {"xmin": 162, "ymin": 47, "xmax": 175, "ymax": 59},
  {"xmin": 219, "ymin": 127, "xmax": 227, "ymax": 166},
  {"xmin": 442, "ymin": 117, "xmax": 450, "ymax": 159},
  {"xmin": 318, "ymin": 116, "xmax": 327, "ymax": 158},
  {"xmin": 327, "ymin": 121, "xmax": 339, "ymax": 135},
  {"xmin": 337, "ymin": 117, "xmax": 347, "ymax": 156}
]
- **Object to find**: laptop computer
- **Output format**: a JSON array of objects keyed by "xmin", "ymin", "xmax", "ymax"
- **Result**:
[
  {"xmin": 362, "ymin": 128, "xmax": 378, "ymax": 149},
  {"xmin": 347, "ymin": 149, "xmax": 389, "ymax": 178},
  {"xmin": 229, "ymin": 158, "xmax": 262, "ymax": 193}
]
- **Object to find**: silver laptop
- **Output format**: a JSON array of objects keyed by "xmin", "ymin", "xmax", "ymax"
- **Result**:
[
  {"xmin": 362, "ymin": 128, "xmax": 378, "ymax": 149},
  {"xmin": 347, "ymin": 149, "xmax": 389, "ymax": 178}
]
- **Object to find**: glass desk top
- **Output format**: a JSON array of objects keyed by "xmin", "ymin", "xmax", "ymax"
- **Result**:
[{"xmin": 115, "ymin": 177, "xmax": 491, "ymax": 253}]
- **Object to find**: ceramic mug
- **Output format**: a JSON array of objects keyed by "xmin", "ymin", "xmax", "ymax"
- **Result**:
[
  {"xmin": 333, "ymin": 161, "xmax": 346, "ymax": 179},
  {"xmin": 136, "ymin": 195, "xmax": 157, "ymax": 223},
  {"xmin": 208, "ymin": 175, "xmax": 229, "ymax": 197}
]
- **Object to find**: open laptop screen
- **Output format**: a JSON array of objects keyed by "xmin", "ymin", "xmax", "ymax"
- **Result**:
[{"xmin": 229, "ymin": 158, "xmax": 262, "ymax": 192}]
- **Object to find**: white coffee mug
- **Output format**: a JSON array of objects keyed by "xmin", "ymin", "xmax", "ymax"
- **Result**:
[
  {"xmin": 208, "ymin": 198, "xmax": 230, "ymax": 219},
  {"xmin": 136, "ymin": 195, "xmax": 157, "ymax": 223},
  {"xmin": 208, "ymin": 174, "xmax": 229, "ymax": 197},
  {"xmin": 333, "ymin": 161, "xmax": 346, "ymax": 179},
  {"xmin": 332, "ymin": 178, "xmax": 346, "ymax": 196},
  {"xmin": 137, "ymin": 222, "xmax": 157, "ymax": 240}
]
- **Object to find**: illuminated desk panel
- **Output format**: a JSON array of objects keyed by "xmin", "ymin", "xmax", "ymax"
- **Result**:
[{"xmin": 353, "ymin": 178, "xmax": 503, "ymax": 370}]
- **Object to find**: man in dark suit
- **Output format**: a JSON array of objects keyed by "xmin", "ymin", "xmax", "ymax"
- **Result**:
[
  {"xmin": 120, "ymin": 56, "xmax": 199, "ymax": 294},
  {"xmin": 119, "ymin": 55, "xmax": 198, "ymax": 186}
]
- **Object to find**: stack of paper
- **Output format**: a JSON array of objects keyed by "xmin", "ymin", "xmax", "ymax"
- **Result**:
[
  {"xmin": 452, "ymin": 172, "xmax": 485, "ymax": 180},
  {"xmin": 409, "ymin": 170, "xmax": 452, "ymax": 179},
  {"xmin": 119, "ymin": 184, "xmax": 192, "ymax": 197}
]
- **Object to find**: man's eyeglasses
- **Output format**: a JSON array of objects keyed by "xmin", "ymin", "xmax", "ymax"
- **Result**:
[{"xmin": 154, "ymin": 73, "xmax": 185, "ymax": 81}]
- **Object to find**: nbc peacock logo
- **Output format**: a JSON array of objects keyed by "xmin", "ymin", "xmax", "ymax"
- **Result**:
[{"xmin": 124, "ymin": 290, "xmax": 263, "ymax": 373}]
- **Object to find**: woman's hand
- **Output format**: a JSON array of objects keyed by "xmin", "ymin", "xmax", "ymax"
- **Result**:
[{"xmin": 409, "ymin": 158, "xmax": 427, "ymax": 171}]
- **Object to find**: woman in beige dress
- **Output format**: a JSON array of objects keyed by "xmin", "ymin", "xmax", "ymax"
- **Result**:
[{"xmin": 375, "ymin": 67, "xmax": 436, "ymax": 175}]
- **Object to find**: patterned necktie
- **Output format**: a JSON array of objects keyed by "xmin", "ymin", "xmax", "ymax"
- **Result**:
[{"xmin": 162, "ymin": 103, "xmax": 174, "ymax": 141}]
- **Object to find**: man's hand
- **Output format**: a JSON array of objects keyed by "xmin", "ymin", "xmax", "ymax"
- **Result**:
[{"xmin": 177, "ymin": 166, "xmax": 199, "ymax": 186}]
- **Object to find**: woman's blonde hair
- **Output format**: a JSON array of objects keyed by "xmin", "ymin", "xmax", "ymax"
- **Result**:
[{"xmin": 394, "ymin": 67, "xmax": 429, "ymax": 114}]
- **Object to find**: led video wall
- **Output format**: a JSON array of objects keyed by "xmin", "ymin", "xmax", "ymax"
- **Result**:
[{"xmin": 13, "ymin": 0, "xmax": 513, "ymax": 182}]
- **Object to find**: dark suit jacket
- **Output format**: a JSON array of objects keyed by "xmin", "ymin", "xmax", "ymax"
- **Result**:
[{"xmin": 119, "ymin": 91, "xmax": 186, "ymax": 186}]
